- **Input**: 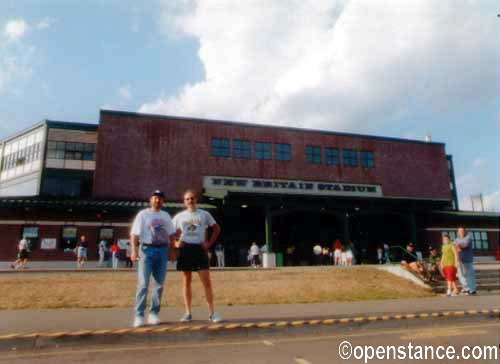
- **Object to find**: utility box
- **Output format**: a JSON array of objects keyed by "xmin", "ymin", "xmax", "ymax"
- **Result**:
[{"xmin": 262, "ymin": 253, "xmax": 276, "ymax": 268}]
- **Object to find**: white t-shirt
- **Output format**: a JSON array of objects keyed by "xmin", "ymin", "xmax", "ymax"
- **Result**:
[
  {"xmin": 19, "ymin": 238, "xmax": 29, "ymax": 251},
  {"xmin": 131, "ymin": 208, "xmax": 175, "ymax": 245},
  {"xmin": 250, "ymin": 244, "xmax": 260, "ymax": 256},
  {"xmin": 99, "ymin": 240, "xmax": 107, "ymax": 254},
  {"xmin": 173, "ymin": 209, "xmax": 216, "ymax": 245}
]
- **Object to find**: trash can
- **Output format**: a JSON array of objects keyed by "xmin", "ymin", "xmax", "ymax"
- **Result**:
[
  {"xmin": 276, "ymin": 252, "xmax": 284, "ymax": 267},
  {"xmin": 262, "ymin": 253, "xmax": 276, "ymax": 268}
]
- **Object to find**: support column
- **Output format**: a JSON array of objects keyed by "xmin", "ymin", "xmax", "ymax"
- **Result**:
[
  {"xmin": 344, "ymin": 213, "xmax": 350, "ymax": 244},
  {"xmin": 265, "ymin": 205, "xmax": 273, "ymax": 252}
]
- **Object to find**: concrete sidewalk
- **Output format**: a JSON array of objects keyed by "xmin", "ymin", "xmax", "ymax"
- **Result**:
[{"xmin": 1, "ymin": 294, "xmax": 498, "ymax": 335}]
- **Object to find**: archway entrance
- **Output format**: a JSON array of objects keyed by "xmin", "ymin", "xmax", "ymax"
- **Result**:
[{"xmin": 272, "ymin": 209, "xmax": 344, "ymax": 266}]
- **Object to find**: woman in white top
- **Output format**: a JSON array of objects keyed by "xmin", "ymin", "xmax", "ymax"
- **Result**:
[{"xmin": 173, "ymin": 190, "xmax": 222, "ymax": 323}]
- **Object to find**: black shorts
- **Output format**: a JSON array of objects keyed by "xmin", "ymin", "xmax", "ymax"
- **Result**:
[
  {"xmin": 18, "ymin": 250, "xmax": 29, "ymax": 260},
  {"xmin": 176, "ymin": 243, "xmax": 209, "ymax": 272}
]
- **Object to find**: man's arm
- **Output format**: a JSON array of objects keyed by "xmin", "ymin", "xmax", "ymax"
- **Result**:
[{"xmin": 130, "ymin": 234, "xmax": 139, "ymax": 261}]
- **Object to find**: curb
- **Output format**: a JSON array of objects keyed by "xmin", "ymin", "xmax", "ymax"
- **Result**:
[{"xmin": 1, "ymin": 308, "xmax": 498, "ymax": 351}]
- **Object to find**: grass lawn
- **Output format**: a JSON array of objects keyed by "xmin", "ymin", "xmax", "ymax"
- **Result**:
[{"xmin": 0, "ymin": 267, "xmax": 433, "ymax": 310}]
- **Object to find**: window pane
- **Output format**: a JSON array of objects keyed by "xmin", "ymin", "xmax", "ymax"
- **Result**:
[
  {"xmin": 275, "ymin": 143, "xmax": 291, "ymax": 161},
  {"xmin": 73, "ymin": 152, "xmax": 83, "ymax": 160},
  {"xmin": 473, "ymin": 231, "xmax": 481, "ymax": 240},
  {"xmin": 360, "ymin": 151, "xmax": 374, "ymax": 168},
  {"xmin": 325, "ymin": 147, "xmax": 339, "ymax": 166},
  {"xmin": 56, "ymin": 141, "xmax": 66, "ymax": 150},
  {"xmin": 255, "ymin": 142, "xmax": 272, "ymax": 160},
  {"xmin": 481, "ymin": 231, "xmax": 487, "ymax": 240},
  {"xmin": 211, "ymin": 138, "xmax": 230, "ymax": 157},
  {"xmin": 47, "ymin": 141, "xmax": 56, "ymax": 150},
  {"xmin": 449, "ymin": 231, "xmax": 456, "ymax": 240},
  {"xmin": 482, "ymin": 240, "xmax": 489, "ymax": 249},
  {"xmin": 306, "ymin": 145, "xmax": 321, "ymax": 164},
  {"xmin": 343, "ymin": 149, "xmax": 358, "ymax": 167},
  {"xmin": 233, "ymin": 139, "xmax": 250, "ymax": 158},
  {"xmin": 47, "ymin": 150, "xmax": 57, "ymax": 159}
]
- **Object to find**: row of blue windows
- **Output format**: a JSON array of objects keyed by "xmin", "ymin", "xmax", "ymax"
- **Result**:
[
  {"xmin": 306, "ymin": 146, "xmax": 374, "ymax": 168},
  {"xmin": 213, "ymin": 139, "xmax": 289, "ymax": 160},
  {"xmin": 211, "ymin": 138, "xmax": 375, "ymax": 167}
]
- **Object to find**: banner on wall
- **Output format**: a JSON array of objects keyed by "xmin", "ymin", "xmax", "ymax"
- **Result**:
[{"xmin": 41, "ymin": 238, "xmax": 57, "ymax": 250}]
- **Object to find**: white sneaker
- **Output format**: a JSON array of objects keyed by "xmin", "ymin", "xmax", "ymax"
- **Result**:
[
  {"xmin": 148, "ymin": 313, "xmax": 161, "ymax": 325},
  {"xmin": 133, "ymin": 316, "xmax": 145, "ymax": 328},
  {"xmin": 209, "ymin": 312, "xmax": 222, "ymax": 323},
  {"xmin": 180, "ymin": 313, "xmax": 192, "ymax": 322}
]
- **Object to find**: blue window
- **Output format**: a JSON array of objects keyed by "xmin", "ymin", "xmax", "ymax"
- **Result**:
[
  {"xmin": 325, "ymin": 148, "xmax": 340, "ymax": 166},
  {"xmin": 343, "ymin": 149, "xmax": 358, "ymax": 167},
  {"xmin": 275, "ymin": 143, "xmax": 291, "ymax": 161},
  {"xmin": 233, "ymin": 139, "xmax": 251, "ymax": 158},
  {"xmin": 211, "ymin": 138, "xmax": 230, "ymax": 157},
  {"xmin": 306, "ymin": 145, "xmax": 321, "ymax": 164},
  {"xmin": 360, "ymin": 151, "xmax": 374, "ymax": 168},
  {"xmin": 255, "ymin": 142, "xmax": 272, "ymax": 160}
]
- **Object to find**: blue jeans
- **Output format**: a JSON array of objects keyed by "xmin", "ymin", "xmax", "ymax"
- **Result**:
[
  {"xmin": 457, "ymin": 261, "xmax": 476, "ymax": 292},
  {"xmin": 135, "ymin": 245, "xmax": 168, "ymax": 317}
]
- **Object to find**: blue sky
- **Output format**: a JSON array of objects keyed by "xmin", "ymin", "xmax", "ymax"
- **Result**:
[{"xmin": 0, "ymin": 0, "xmax": 499, "ymax": 211}]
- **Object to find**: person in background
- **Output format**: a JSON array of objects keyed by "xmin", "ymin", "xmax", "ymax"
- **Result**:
[
  {"xmin": 313, "ymin": 243, "xmax": 322, "ymax": 266},
  {"xmin": 214, "ymin": 242, "xmax": 225, "ymax": 268},
  {"xmin": 377, "ymin": 245, "xmax": 384, "ymax": 264},
  {"xmin": 345, "ymin": 244, "xmax": 354, "ymax": 266},
  {"xmin": 333, "ymin": 239, "xmax": 343, "ymax": 265},
  {"xmin": 440, "ymin": 234, "xmax": 459, "ymax": 296},
  {"xmin": 111, "ymin": 241, "xmax": 120, "ymax": 269},
  {"xmin": 383, "ymin": 243, "xmax": 390, "ymax": 263},
  {"xmin": 426, "ymin": 246, "xmax": 441, "ymax": 282},
  {"xmin": 454, "ymin": 226, "xmax": 476, "ymax": 295},
  {"xmin": 125, "ymin": 242, "xmax": 133, "ymax": 268},
  {"xmin": 322, "ymin": 246, "xmax": 329, "ymax": 265},
  {"xmin": 250, "ymin": 241, "xmax": 260, "ymax": 268},
  {"xmin": 75, "ymin": 235, "xmax": 88, "ymax": 269},
  {"xmin": 11, "ymin": 237, "xmax": 30, "ymax": 269},
  {"xmin": 98, "ymin": 239, "xmax": 107, "ymax": 267},
  {"xmin": 400, "ymin": 243, "xmax": 429, "ymax": 281}
]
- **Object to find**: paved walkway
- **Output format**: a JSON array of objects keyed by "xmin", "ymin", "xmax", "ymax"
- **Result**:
[{"xmin": 1, "ymin": 295, "xmax": 498, "ymax": 334}]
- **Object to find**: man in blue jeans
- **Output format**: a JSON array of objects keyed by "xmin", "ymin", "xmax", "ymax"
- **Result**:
[
  {"xmin": 454, "ymin": 226, "xmax": 476, "ymax": 295},
  {"xmin": 130, "ymin": 190, "xmax": 176, "ymax": 327}
]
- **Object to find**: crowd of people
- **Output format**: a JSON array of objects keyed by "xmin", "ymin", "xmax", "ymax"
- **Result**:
[
  {"xmin": 400, "ymin": 226, "xmax": 476, "ymax": 296},
  {"xmin": 312, "ymin": 240, "xmax": 355, "ymax": 266}
]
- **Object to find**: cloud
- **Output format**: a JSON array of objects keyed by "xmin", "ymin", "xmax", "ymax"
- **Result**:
[
  {"xmin": 4, "ymin": 19, "xmax": 28, "ymax": 41},
  {"xmin": 37, "ymin": 17, "xmax": 56, "ymax": 30},
  {"xmin": 140, "ymin": 0, "xmax": 500, "ymax": 133},
  {"xmin": 456, "ymin": 157, "xmax": 499, "ymax": 212},
  {"xmin": 118, "ymin": 85, "xmax": 132, "ymax": 100}
]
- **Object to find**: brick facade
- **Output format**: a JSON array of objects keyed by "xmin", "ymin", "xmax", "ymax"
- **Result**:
[{"xmin": 94, "ymin": 111, "xmax": 452, "ymax": 203}]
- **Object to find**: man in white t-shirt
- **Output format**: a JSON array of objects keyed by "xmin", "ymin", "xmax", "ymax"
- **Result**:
[
  {"xmin": 250, "ymin": 242, "xmax": 260, "ymax": 267},
  {"xmin": 11, "ymin": 237, "xmax": 30, "ymax": 269},
  {"xmin": 173, "ymin": 189, "xmax": 222, "ymax": 323},
  {"xmin": 130, "ymin": 190, "xmax": 176, "ymax": 328}
]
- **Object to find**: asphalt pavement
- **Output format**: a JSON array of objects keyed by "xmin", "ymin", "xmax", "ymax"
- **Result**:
[
  {"xmin": 2, "ymin": 315, "xmax": 498, "ymax": 363},
  {"xmin": 1, "ymin": 294, "xmax": 499, "ymax": 335}
]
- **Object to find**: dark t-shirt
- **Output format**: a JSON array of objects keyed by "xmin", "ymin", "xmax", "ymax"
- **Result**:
[
  {"xmin": 401, "ymin": 250, "xmax": 417, "ymax": 263},
  {"xmin": 77, "ymin": 242, "xmax": 88, "ymax": 249}
]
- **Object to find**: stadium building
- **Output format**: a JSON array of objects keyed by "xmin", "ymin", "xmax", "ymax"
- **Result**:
[{"xmin": 0, "ymin": 110, "xmax": 498, "ymax": 265}]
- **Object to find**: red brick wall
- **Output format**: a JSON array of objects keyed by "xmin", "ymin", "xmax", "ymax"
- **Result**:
[{"xmin": 94, "ymin": 112, "xmax": 452, "ymax": 202}]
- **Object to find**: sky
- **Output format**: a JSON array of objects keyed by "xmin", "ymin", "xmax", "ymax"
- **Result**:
[{"xmin": 0, "ymin": 0, "xmax": 499, "ymax": 211}]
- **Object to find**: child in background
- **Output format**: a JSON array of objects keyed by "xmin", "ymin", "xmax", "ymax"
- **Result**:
[{"xmin": 440, "ymin": 234, "xmax": 459, "ymax": 296}]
